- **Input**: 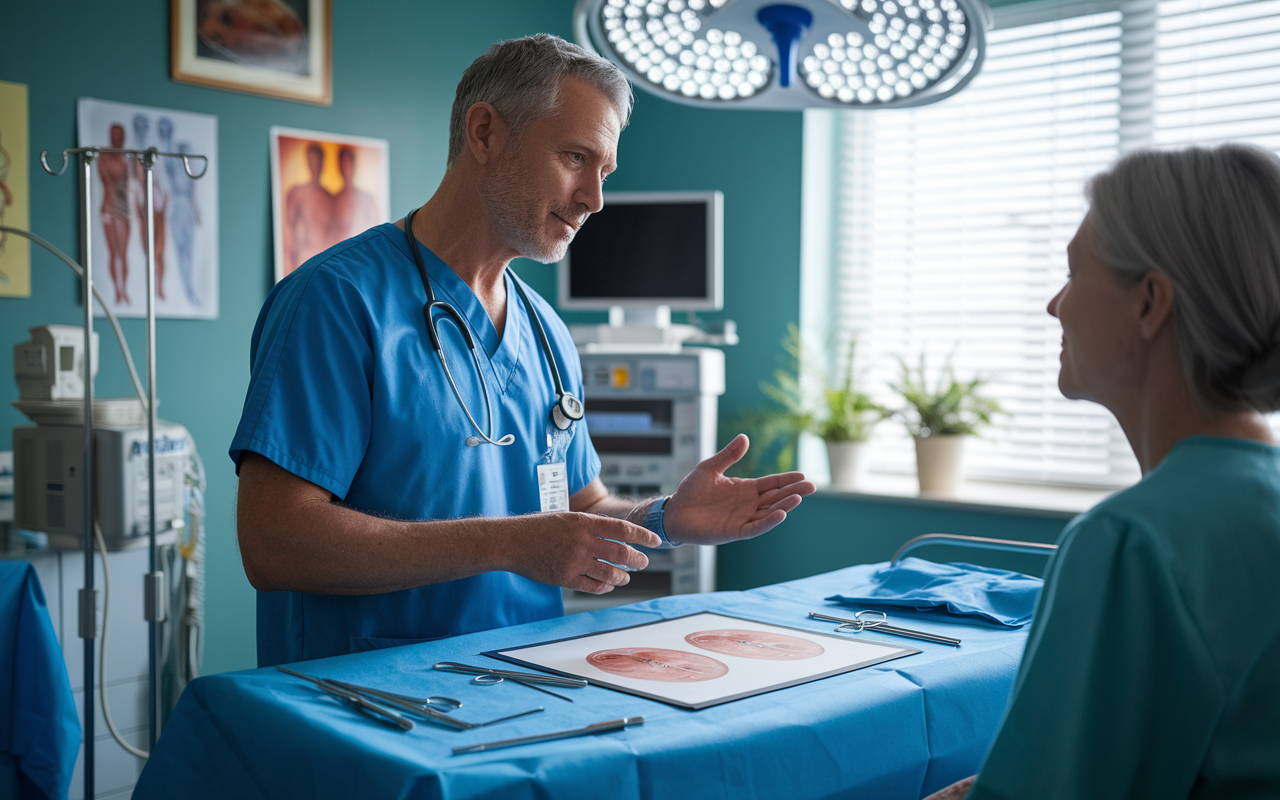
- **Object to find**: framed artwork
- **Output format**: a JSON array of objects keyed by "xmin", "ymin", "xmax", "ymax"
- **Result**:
[
  {"xmin": 77, "ymin": 98, "xmax": 220, "ymax": 320},
  {"xmin": 270, "ymin": 126, "xmax": 389, "ymax": 282},
  {"xmin": 487, "ymin": 612, "xmax": 920, "ymax": 710},
  {"xmin": 170, "ymin": 0, "xmax": 332, "ymax": 106},
  {"xmin": 0, "ymin": 80, "xmax": 30, "ymax": 298}
]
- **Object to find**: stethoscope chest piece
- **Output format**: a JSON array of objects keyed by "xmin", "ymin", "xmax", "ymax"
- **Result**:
[{"xmin": 552, "ymin": 393, "xmax": 584, "ymax": 431}]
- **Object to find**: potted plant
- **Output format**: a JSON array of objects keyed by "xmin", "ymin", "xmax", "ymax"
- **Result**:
[
  {"xmin": 753, "ymin": 325, "xmax": 887, "ymax": 490},
  {"xmin": 890, "ymin": 356, "xmax": 1003, "ymax": 498}
]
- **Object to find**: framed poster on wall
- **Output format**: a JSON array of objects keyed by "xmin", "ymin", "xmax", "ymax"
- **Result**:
[
  {"xmin": 270, "ymin": 127, "xmax": 389, "ymax": 282},
  {"xmin": 0, "ymin": 80, "xmax": 29, "ymax": 297},
  {"xmin": 77, "ymin": 98, "xmax": 220, "ymax": 319},
  {"xmin": 171, "ymin": 0, "xmax": 332, "ymax": 105}
]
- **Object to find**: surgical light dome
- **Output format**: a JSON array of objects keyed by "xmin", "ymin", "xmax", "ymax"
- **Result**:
[{"xmin": 573, "ymin": 0, "xmax": 992, "ymax": 109}]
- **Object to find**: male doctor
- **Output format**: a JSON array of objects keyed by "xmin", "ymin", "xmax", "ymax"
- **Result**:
[{"xmin": 231, "ymin": 34, "xmax": 816, "ymax": 667}]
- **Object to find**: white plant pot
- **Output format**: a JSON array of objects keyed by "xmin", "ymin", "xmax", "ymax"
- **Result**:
[
  {"xmin": 914, "ymin": 435, "xmax": 966, "ymax": 499},
  {"xmin": 826, "ymin": 440, "xmax": 870, "ymax": 491}
]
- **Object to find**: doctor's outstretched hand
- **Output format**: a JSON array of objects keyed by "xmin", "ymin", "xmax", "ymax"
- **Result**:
[{"xmin": 663, "ymin": 434, "xmax": 817, "ymax": 546}]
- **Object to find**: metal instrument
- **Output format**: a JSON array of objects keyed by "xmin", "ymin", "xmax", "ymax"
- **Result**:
[
  {"xmin": 322, "ymin": 678, "xmax": 543, "ymax": 729},
  {"xmin": 809, "ymin": 610, "xmax": 962, "ymax": 647},
  {"xmin": 452, "ymin": 716, "xmax": 644, "ymax": 755},
  {"xmin": 276, "ymin": 666, "xmax": 414, "ymax": 731},
  {"xmin": 433, "ymin": 661, "xmax": 586, "ymax": 703}
]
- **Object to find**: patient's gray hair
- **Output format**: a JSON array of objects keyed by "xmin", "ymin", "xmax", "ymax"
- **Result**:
[
  {"xmin": 447, "ymin": 34, "xmax": 633, "ymax": 166},
  {"xmin": 1086, "ymin": 144, "xmax": 1280, "ymax": 412}
]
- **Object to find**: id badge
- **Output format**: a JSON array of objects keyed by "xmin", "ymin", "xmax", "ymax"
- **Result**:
[
  {"xmin": 537, "ymin": 422, "xmax": 576, "ymax": 513},
  {"xmin": 537, "ymin": 463, "xmax": 569, "ymax": 513}
]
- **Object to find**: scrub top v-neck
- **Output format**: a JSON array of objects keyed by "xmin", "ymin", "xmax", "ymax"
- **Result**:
[{"xmin": 230, "ymin": 223, "xmax": 600, "ymax": 667}]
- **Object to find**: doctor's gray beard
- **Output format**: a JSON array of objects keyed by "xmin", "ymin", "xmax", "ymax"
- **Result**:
[{"xmin": 479, "ymin": 151, "xmax": 577, "ymax": 265}]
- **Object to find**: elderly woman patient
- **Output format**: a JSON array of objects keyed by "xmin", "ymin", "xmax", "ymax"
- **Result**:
[{"xmin": 929, "ymin": 144, "xmax": 1280, "ymax": 800}]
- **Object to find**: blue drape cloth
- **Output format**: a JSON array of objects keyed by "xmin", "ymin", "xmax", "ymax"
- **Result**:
[
  {"xmin": 0, "ymin": 561, "xmax": 81, "ymax": 800},
  {"xmin": 826, "ymin": 557, "xmax": 1044, "ymax": 627},
  {"xmin": 134, "ymin": 564, "xmax": 1031, "ymax": 800}
]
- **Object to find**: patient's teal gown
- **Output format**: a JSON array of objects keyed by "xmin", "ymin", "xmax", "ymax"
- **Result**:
[{"xmin": 970, "ymin": 437, "xmax": 1280, "ymax": 799}]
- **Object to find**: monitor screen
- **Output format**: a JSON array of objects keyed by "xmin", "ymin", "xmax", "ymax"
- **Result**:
[{"xmin": 558, "ymin": 191, "xmax": 722, "ymax": 310}]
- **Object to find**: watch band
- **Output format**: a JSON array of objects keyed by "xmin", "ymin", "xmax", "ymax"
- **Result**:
[{"xmin": 643, "ymin": 495, "xmax": 677, "ymax": 547}]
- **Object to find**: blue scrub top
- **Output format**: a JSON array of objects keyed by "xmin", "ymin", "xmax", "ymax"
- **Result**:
[
  {"xmin": 971, "ymin": 437, "xmax": 1280, "ymax": 799},
  {"xmin": 230, "ymin": 223, "xmax": 600, "ymax": 667}
]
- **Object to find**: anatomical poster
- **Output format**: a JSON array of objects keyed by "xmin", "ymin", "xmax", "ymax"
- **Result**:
[
  {"xmin": 77, "ymin": 98, "xmax": 219, "ymax": 319},
  {"xmin": 0, "ymin": 80, "xmax": 29, "ymax": 298},
  {"xmin": 487, "ymin": 612, "xmax": 919, "ymax": 710}
]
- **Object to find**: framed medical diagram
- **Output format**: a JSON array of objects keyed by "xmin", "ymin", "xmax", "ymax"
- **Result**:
[
  {"xmin": 0, "ymin": 80, "xmax": 30, "ymax": 298},
  {"xmin": 486, "ymin": 612, "xmax": 920, "ymax": 710},
  {"xmin": 77, "ymin": 98, "xmax": 220, "ymax": 320},
  {"xmin": 270, "ymin": 127, "xmax": 389, "ymax": 282},
  {"xmin": 170, "ymin": 0, "xmax": 333, "ymax": 105}
]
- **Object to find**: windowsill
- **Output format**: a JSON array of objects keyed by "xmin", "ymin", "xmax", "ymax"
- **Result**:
[{"xmin": 815, "ymin": 471, "xmax": 1121, "ymax": 519}]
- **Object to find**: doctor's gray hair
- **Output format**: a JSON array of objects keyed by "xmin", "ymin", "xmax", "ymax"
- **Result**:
[
  {"xmin": 447, "ymin": 34, "xmax": 633, "ymax": 166},
  {"xmin": 1086, "ymin": 144, "xmax": 1280, "ymax": 412}
]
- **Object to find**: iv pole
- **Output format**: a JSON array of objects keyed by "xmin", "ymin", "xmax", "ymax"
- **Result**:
[{"xmin": 39, "ymin": 145, "xmax": 208, "ymax": 799}]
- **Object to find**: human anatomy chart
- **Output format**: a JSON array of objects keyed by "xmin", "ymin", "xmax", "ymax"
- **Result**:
[{"xmin": 489, "ymin": 612, "xmax": 918, "ymax": 709}]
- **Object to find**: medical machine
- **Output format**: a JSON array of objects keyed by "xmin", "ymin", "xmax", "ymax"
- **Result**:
[
  {"xmin": 13, "ymin": 421, "xmax": 191, "ymax": 551},
  {"xmin": 565, "ymin": 347, "xmax": 725, "ymax": 612},
  {"xmin": 14, "ymin": 324, "xmax": 99, "ymax": 401},
  {"xmin": 560, "ymin": 192, "xmax": 736, "ymax": 350}
]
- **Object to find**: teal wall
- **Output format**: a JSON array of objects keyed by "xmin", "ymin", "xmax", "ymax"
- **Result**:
[{"xmin": 2, "ymin": 0, "xmax": 1062, "ymax": 676}]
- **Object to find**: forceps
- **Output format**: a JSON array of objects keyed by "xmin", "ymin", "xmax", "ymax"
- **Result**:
[
  {"xmin": 277, "ymin": 667, "xmax": 543, "ymax": 730},
  {"xmin": 809, "ymin": 610, "xmax": 962, "ymax": 646}
]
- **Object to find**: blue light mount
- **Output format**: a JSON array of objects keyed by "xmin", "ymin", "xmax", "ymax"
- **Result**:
[
  {"xmin": 574, "ymin": 0, "xmax": 992, "ymax": 110},
  {"xmin": 757, "ymin": 5, "xmax": 813, "ymax": 88}
]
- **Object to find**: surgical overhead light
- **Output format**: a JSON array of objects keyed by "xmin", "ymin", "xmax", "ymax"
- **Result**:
[{"xmin": 573, "ymin": 0, "xmax": 991, "ymax": 109}]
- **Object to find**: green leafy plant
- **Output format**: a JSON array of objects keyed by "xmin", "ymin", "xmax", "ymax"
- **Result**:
[
  {"xmin": 733, "ymin": 325, "xmax": 887, "ymax": 475},
  {"xmin": 890, "ymin": 355, "xmax": 1004, "ymax": 438}
]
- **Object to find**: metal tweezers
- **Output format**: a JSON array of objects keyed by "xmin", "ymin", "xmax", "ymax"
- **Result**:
[{"xmin": 277, "ymin": 665, "xmax": 415, "ymax": 731}]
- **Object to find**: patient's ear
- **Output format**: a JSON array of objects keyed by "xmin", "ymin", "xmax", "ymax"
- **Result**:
[{"xmin": 1137, "ymin": 271, "xmax": 1176, "ymax": 342}]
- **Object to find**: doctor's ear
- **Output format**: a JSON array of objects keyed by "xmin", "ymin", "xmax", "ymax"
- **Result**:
[
  {"xmin": 464, "ymin": 102, "xmax": 508, "ymax": 167},
  {"xmin": 1137, "ymin": 271, "xmax": 1177, "ymax": 342}
]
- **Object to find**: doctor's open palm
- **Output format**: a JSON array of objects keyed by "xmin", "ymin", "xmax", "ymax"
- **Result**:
[{"xmin": 663, "ymin": 434, "xmax": 816, "ymax": 545}]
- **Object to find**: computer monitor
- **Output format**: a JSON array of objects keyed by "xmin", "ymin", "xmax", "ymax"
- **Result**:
[{"xmin": 558, "ymin": 190, "xmax": 723, "ymax": 312}]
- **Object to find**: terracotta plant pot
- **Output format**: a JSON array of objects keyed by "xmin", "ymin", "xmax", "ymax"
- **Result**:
[
  {"xmin": 825, "ymin": 440, "xmax": 870, "ymax": 491},
  {"xmin": 913, "ymin": 435, "xmax": 966, "ymax": 498}
]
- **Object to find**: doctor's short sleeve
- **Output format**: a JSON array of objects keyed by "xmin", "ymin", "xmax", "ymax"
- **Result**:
[
  {"xmin": 968, "ymin": 512, "xmax": 1224, "ymax": 800},
  {"xmin": 229, "ymin": 266, "xmax": 374, "ymax": 499}
]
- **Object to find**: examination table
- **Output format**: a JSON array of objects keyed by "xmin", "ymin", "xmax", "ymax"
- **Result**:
[{"xmin": 133, "ymin": 563, "xmax": 1030, "ymax": 799}]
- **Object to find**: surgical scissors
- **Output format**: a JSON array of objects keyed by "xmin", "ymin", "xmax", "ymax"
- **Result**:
[{"xmin": 809, "ymin": 610, "xmax": 962, "ymax": 646}]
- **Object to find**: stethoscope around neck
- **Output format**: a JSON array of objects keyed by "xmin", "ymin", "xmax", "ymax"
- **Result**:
[{"xmin": 403, "ymin": 208, "xmax": 583, "ymax": 447}]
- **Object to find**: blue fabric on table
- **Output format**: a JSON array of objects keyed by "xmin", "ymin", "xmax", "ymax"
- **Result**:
[
  {"xmin": 0, "ymin": 561, "xmax": 81, "ymax": 800},
  {"xmin": 825, "ymin": 557, "xmax": 1043, "ymax": 627},
  {"xmin": 134, "ymin": 564, "xmax": 1030, "ymax": 800}
]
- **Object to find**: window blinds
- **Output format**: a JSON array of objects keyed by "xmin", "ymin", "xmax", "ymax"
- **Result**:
[{"xmin": 835, "ymin": 0, "xmax": 1280, "ymax": 487}]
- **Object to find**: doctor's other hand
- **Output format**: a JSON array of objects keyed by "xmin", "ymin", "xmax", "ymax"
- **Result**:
[
  {"xmin": 663, "ymin": 434, "xmax": 816, "ymax": 546},
  {"xmin": 502, "ymin": 513, "xmax": 660, "ymax": 595}
]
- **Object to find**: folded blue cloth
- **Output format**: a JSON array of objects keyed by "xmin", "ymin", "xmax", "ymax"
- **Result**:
[{"xmin": 825, "ymin": 557, "xmax": 1044, "ymax": 627}]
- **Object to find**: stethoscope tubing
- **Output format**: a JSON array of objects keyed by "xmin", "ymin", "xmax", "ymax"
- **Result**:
[{"xmin": 403, "ymin": 208, "xmax": 579, "ymax": 446}]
